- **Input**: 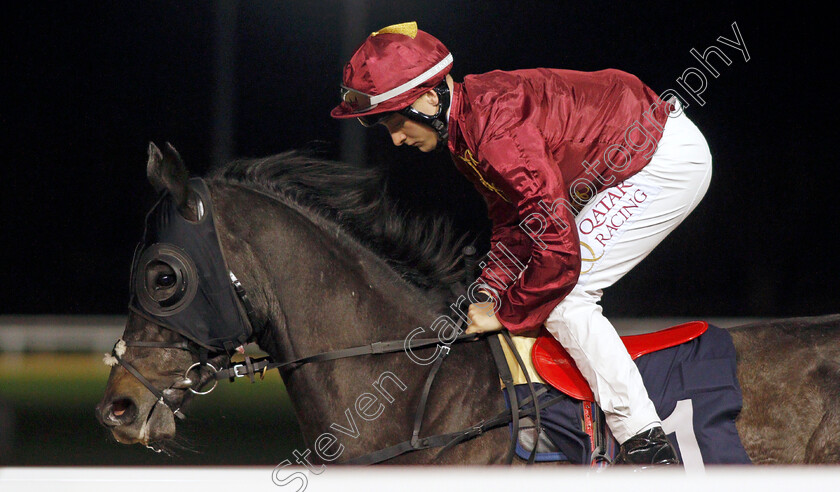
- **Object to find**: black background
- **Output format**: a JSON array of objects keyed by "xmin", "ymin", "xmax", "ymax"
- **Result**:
[{"xmin": 3, "ymin": 1, "xmax": 836, "ymax": 317}]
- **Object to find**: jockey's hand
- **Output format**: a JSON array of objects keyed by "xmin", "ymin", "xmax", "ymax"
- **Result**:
[{"xmin": 465, "ymin": 302, "xmax": 503, "ymax": 334}]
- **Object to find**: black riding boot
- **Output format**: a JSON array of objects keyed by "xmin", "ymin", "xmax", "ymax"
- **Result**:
[{"xmin": 614, "ymin": 426, "xmax": 681, "ymax": 467}]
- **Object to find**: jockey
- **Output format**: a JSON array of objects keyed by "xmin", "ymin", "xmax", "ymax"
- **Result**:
[{"xmin": 331, "ymin": 22, "xmax": 712, "ymax": 467}]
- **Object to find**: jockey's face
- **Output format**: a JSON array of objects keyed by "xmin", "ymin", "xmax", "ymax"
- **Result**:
[
  {"xmin": 381, "ymin": 89, "xmax": 441, "ymax": 152},
  {"xmin": 382, "ymin": 114, "xmax": 438, "ymax": 152}
]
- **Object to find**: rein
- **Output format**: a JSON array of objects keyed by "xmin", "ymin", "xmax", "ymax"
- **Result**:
[
  {"xmin": 114, "ymin": 264, "xmax": 549, "ymax": 464},
  {"xmin": 217, "ymin": 246, "xmax": 549, "ymax": 465},
  {"xmin": 205, "ymin": 319, "xmax": 555, "ymax": 465}
]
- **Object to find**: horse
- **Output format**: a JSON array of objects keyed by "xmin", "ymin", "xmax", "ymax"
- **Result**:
[{"xmin": 96, "ymin": 143, "xmax": 840, "ymax": 465}]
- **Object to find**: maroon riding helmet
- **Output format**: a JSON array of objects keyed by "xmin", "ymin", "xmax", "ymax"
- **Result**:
[{"xmin": 331, "ymin": 22, "xmax": 453, "ymax": 148}]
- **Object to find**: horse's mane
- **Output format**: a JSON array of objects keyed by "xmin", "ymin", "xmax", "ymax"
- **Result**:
[{"xmin": 209, "ymin": 150, "xmax": 468, "ymax": 290}]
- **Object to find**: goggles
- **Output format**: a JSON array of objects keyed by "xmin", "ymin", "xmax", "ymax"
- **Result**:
[
  {"xmin": 340, "ymin": 86, "xmax": 378, "ymax": 113},
  {"xmin": 339, "ymin": 86, "xmax": 390, "ymax": 127}
]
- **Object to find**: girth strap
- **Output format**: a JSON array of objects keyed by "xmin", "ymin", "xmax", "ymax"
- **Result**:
[
  {"xmin": 486, "ymin": 334, "xmax": 519, "ymax": 464},
  {"xmin": 411, "ymin": 344, "xmax": 450, "ymax": 448}
]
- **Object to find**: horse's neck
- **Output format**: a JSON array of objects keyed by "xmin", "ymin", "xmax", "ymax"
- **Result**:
[
  {"xmin": 214, "ymin": 184, "xmax": 443, "ymax": 343},
  {"xmin": 214, "ymin": 185, "xmax": 507, "ymax": 463}
]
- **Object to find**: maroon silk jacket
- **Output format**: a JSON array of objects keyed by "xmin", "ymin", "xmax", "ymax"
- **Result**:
[{"xmin": 447, "ymin": 68, "xmax": 672, "ymax": 334}]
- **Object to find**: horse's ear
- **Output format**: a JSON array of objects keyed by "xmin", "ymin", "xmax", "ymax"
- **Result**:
[{"xmin": 147, "ymin": 142, "xmax": 190, "ymax": 208}]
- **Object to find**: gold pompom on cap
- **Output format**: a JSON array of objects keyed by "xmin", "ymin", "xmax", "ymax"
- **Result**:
[{"xmin": 371, "ymin": 21, "xmax": 418, "ymax": 39}]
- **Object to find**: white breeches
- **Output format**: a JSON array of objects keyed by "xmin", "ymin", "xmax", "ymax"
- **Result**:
[{"xmin": 544, "ymin": 106, "xmax": 712, "ymax": 443}]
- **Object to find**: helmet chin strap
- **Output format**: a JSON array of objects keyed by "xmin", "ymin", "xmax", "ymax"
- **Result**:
[{"xmin": 398, "ymin": 80, "xmax": 451, "ymax": 151}]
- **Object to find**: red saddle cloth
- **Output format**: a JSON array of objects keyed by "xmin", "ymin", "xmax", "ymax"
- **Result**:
[{"xmin": 531, "ymin": 321, "xmax": 709, "ymax": 402}]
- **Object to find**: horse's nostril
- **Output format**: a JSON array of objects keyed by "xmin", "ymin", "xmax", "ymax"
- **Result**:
[
  {"xmin": 103, "ymin": 397, "xmax": 138, "ymax": 426},
  {"xmin": 112, "ymin": 398, "xmax": 129, "ymax": 417}
]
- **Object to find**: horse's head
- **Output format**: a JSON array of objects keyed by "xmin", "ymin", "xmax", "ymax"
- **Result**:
[
  {"xmin": 95, "ymin": 142, "xmax": 481, "ymax": 460},
  {"xmin": 96, "ymin": 143, "xmax": 241, "ymax": 450}
]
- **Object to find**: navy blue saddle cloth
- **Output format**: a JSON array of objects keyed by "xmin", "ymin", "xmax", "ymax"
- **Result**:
[{"xmin": 503, "ymin": 324, "xmax": 752, "ymax": 465}]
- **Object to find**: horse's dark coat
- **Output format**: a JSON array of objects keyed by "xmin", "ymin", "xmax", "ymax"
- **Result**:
[
  {"xmin": 99, "ymin": 148, "xmax": 840, "ymax": 464},
  {"xmin": 729, "ymin": 315, "xmax": 840, "ymax": 463}
]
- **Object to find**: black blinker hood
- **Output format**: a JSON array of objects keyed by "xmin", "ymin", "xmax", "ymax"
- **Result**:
[{"xmin": 129, "ymin": 178, "xmax": 253, "ymax": 352}]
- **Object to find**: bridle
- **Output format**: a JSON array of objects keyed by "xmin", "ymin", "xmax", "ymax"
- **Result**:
[
  {"xmin": 112, "ymin": 181, "xmax": 555, "ymax": 463},
  {"xmin": 114, "ymin": 258, "xmax": 558, "ymax": 463}
]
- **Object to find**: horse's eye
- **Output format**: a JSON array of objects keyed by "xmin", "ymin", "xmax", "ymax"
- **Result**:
[{"xmin": 156, "ymin": 273, "xmax": 176, "ymax": 288}]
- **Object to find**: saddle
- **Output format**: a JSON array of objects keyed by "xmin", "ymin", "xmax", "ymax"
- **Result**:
[{"xmin": 531, "ymin": 321, "xmax": 708, "ymax": 401}]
